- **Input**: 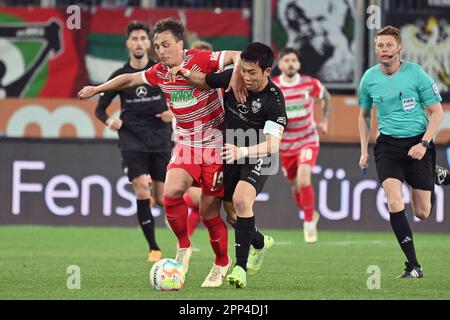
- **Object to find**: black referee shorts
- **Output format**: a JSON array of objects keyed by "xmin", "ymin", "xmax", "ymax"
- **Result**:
[
  {"xmin": 121, "ymin": 150, "xmax": 171, "ymax": 182},
  {"xmin": 223, "ymin": 158, "xmax": 273, "ymax": 202},
  {"xmin": 374, "ymin": 133, "xmax": 436, "ymax": 191}
]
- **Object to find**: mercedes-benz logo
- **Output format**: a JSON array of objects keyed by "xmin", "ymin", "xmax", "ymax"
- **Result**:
[
  {"xmin": 237, "ymin": 104, "xmax": 249, "ymax": 114},
  {"xmin": 136, "ymin": 86, "xmax": 147, "ymax": 98}
]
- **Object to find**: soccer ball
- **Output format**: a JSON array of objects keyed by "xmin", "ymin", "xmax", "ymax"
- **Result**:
[{"xmin": 149, "ymin": 258, "xmax": 185, "ymax": 291}]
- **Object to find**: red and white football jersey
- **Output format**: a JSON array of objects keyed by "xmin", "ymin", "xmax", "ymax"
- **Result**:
[
  {"xmin": 272, "ymin": 74, "xmax": 324, "ymax": 156},
  {"xmin": 142, "ymin": 49, "xmax": 226, "ymax": 149}
]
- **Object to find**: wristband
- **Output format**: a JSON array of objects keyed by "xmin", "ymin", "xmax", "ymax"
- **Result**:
[{"xmin": 239, "ymin": 147, "xmax": 249, "ymax": 158}]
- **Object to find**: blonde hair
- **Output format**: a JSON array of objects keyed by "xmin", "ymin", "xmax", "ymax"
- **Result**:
[
  {"xmin": 375, "ymin": 25, "xmax": 402, "ymax": 44},
  {"xmin": 190, "ymin": 40, "xmax": 213, "ymax": 50}
]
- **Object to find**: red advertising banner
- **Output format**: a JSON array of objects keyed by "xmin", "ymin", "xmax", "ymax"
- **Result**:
[
  {"xmin": 0, "ymin": 7, "xmax": 250, "ymax": 98},
  {"xmin": 0, "ymin": 7, "xmax": 89, "ymax": 98}
]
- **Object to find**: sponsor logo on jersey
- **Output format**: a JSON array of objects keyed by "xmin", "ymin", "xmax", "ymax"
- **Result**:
[
  {"xmin": 237, "ymin": 104, "xmax": 249, "ymax": 114},
  {"xmin": 169, "ymin": 90, "xmax": 197, "ymax": 108},
  {"xmin": 135, "ymin": 86, "xmax": 148, "ymax": 98},
  {"xmin": 286, "ymin": 104, "xmax": 307, "ymax": 117}
]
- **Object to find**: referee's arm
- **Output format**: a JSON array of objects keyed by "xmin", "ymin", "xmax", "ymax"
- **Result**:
[
  {"xmin": 358, "ymin": 108, "xmax": 372, "ymax": 170},
  {"xmin": 422, "ymin": 102, "xmax": 443, "ymax": 144}
]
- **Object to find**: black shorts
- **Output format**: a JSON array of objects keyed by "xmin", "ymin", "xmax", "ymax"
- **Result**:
[
  {"xmin": 121, "ymin": 150, "xmax": 171, "ymax": 182},
  {"xmin": 374, "ymin": 133, "xmax": 436, "ymax": 191},
  {"xmin": 223, "ymin": 157, "xmax": 274, "ymax": 202}
]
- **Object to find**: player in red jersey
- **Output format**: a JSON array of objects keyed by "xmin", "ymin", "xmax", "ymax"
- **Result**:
[
  {"xmin": 272, "ymin": 48, "xmax": 332, "ymax": 244},
  {"xmin": 79, "ymin": 18, "xmax": 246, "ymax": 287}
]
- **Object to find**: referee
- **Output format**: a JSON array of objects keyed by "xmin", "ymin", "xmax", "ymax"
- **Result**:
[
  {"xmin": 358, "ymin": 26, "xmax": 448, "ymax": 278},
  {"xmin": 95, "ymin": 21, "xmax": 173, "ymax": 262}
]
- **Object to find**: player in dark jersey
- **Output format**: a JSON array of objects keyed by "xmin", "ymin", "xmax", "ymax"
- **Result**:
[
  {"xmin": 81, "ymin": 18, "xmax": 245, "ymax": 288},
  {"xmin": 94, "ymin": 21, "xmax": 173, "ymax": 262},
  {"xmin": 170, "ymin": 42, "xmax": 288, "ymax": 288}
]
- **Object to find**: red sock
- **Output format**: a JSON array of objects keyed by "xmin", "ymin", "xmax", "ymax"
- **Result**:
[
  {"xmin": 183, "ymin": 193, "xmax": 201, "ymax": 237},
  {"xmin": 164, "ymin": 196, "xmax": 191, "ymax": 248},
  {"xmin": 300, "ymin": 185, "xmax": 315, "ymax": 222},
  {"xmin": 203, "ymin": 215, "xmax": 229, "ymax": 267},
  {"xmin": 293, "ymin": 191, "xmax": 303, "ymax": 210}
]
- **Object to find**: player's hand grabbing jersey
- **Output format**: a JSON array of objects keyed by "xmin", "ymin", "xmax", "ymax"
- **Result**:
[
  {"xmin": 205, "ymin": 69, "xmax": 288, "ymax": 147},
  {"xmin": 142, "ymin": 49, "xmax": 227, "ymax": 149}
]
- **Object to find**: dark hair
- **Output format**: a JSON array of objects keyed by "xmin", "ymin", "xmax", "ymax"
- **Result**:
[
  {"xmin": 240, "ymin": 42, "xmax": 274, "ymax": 70},
  {"xmin": 126, "ymin": 21, "xmax": 151, "ymax": 39},
  {"xmin": 153, "ymin": 18, "xmax": 185, "ymax": 42},
  {"xmin": 278, "ymin": 47, "xmax": 300, "ymax": 61}
]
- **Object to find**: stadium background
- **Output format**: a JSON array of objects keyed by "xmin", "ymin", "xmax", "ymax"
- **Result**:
[
  {"xmin": 1, "ymin": 0, "xmax": 450, "ymax": 302},
  {"xmin": 1, "ymin": 0, "xmax": 449, "ymax": 232}
]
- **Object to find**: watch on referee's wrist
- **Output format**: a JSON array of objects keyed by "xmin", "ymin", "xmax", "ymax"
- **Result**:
[{"xmin": 420, "ymin": 140, "xmax": 429, "ymax": 148}]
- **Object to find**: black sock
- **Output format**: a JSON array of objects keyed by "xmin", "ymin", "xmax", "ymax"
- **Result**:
[
  {"xmin": 389, "ymin": 210, "xmax": 419, "ymax": 267},
  {"xmin": 252, "ymin": 227, "xmax": 265, "ymax": 250},
  {"xmin": 235, "ymin": 216, "xmax": 256, "ymax": 271},
  {"xmin": 137, "ymin": 199, "xmax": 160, "ymax": 251},
  {"xmin": 229, "ymin": 221, "xmax": 264, "ymax": 249}
]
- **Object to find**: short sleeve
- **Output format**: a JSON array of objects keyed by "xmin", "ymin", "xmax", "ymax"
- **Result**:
[
  {"xmin": 141, "ymin": 66, "xmax": 158, "ymax": 87},
  {"xmin": 191, "ymin": 49, "xmax": 226, "ymax": 73},
  {"xmin": 416, "ymin": 65, "xmax": 442, "ymax": 107},
  {"xmin": 358, "ymin": 72, "xmax": 373, "ymax": 110},
  {"xmin": 311, "ymin": 78, "xmax": 325, "ymax": 99},
  {"xmin": 263, "ymin": 88, "xmax": 288, "ymax": 139}
]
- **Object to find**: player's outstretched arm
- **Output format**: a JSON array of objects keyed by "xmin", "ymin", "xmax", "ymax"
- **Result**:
[{"xmin": 78, "ymin": 72, "xmax": 144, "ymax": 99}]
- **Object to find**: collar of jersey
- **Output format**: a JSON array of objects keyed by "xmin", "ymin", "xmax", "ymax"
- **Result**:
[{"xmin": 279, "ymin": 73, "xmax": 301, "ymax": 87}]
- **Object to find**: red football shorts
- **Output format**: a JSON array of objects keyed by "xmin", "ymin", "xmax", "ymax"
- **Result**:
[
  {"xmin": 167, "ymin": 144, "xmax": 224, "ymax": 197},
  {"xmin": 280, "ymin": 145, "xmax": 320, "ymax": 181}
]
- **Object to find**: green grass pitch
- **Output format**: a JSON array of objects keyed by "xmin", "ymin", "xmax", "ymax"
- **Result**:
[{"xmin": 1, "ymin": 226, "xmax": 450, "ymax": 300}]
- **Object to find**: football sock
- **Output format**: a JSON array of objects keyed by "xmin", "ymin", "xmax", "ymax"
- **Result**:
[
  {"xmin": 252, "ymin": 226, "xmax": 265, "ymax": 250},
  {"xmin": 235, "ymin": 216, "xmax": 256, "ymax": 271},
  {"xmin": 300, "ymin": 185, "xmax": 315, "ymax": 222},
  {"xmin": 228, "ymin": 220, "xmax": 264, "ymax": 250},
  {"xmin": 389, "ymin": 210, "xmax": 420, "ymax": 267},
  {"xmin": 183, "ymin": 193, "xmax": 201, "ymax": 237},
  {"xmin": 137, "ymin": 199, "xmax": 160, "ymax": 251},
  {"xmin": 294, "ymin": 191, "xmax": 303, "ymax": 210},
  {"xmin": 203, "ymin": 214, "xmax": 229, "ymax": 267},
  {"xmin": 164, "ymin": 196, "xmax": 191, "ymax": 249}
]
